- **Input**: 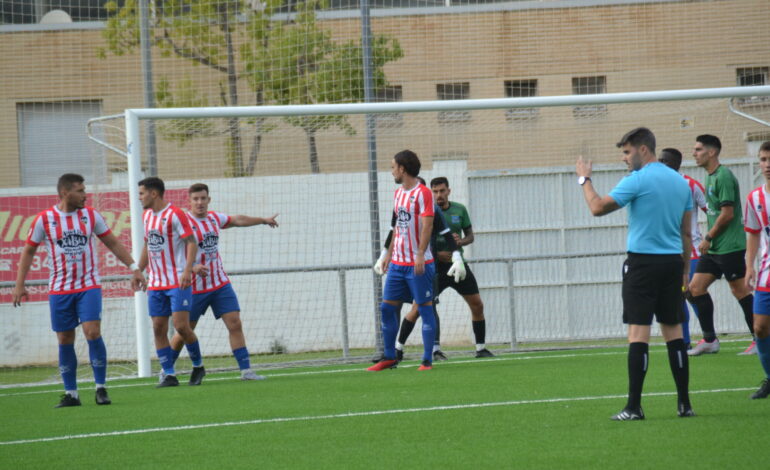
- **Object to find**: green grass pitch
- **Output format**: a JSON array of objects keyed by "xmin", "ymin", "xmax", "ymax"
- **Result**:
[{"xmin": 1, "ymin": 342, "xmax": 767, "ymax": 469}]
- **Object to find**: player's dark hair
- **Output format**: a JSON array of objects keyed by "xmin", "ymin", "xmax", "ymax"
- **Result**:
[
  {"xmin": 430, "ymin": 176, "xmax": 449, "ymax": 188},
  {"xmin": 659, "ymin": 148, "xmax": 683, "ymax": 171},
  {"xmin": 188, "ymin": 183, "xmax": 209, "ymax": 195},
  {"xmin": 57, "ymin": 173, "xmax": 84, "ymax": 195},
  {"xmin": 760, "ymin": 141, "xmax": 770, "ymax": 154},
  {"xmin": 696, "ymin": 134, "xmax": 722, "ymax": 154},
  {"xmin": 416, "ymin": 176, "xmax": 426, "ymax": 185},
  {"xmin": 616, "ymin": 127, "xmax": 656, "ymax": 153},
  {"xmin": 138, "ymin": 176, "xmax": 165, "ymax": 197},
  {"xmin": 393, "ymin": 150, "xmax": 421, "ymax": 177}
]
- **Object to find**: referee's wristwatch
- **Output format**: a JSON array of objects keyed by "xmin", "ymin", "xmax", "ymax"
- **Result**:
[{"xmin": 578, "ymin": 176, "xmax": 591, "ymax": 186}]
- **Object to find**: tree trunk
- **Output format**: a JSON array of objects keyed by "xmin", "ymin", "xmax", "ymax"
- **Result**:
[
  {"xmin": 306, "ymin": 128, "xmax": 320, "ymax": 174},
  {"xmin": 221, "ymin": 3, "xmax": 243, "ymax": 176},
  {"xmin": 246, "ymin": 89, "xmax": 265, "ymax": 176}
]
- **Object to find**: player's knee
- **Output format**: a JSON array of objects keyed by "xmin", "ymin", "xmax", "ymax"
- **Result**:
[
  {"xmin": 225, "ymin": 315, "xmax": 243, "ymax": 333},
  {"xmin": 755, "ymin": 320, "xmax": 770, "ymax": 339},
  {"xmin": 688, "ymin": 282, "xmax": 705, "ymax": 296}
]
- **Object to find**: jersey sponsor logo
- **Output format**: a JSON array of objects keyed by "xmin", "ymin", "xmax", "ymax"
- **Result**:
[
  {"xmin": 56, "ymin": 230, "xmax": 88, "ymax": 259},
  {"xmin": 198, "ymin": 232, "xmax": 219, "ymax": 255},
  {"xmin": 397, "ymin": 208, "xmax": 412, "ymax": 223},
  {"xmin": 147, "ymin": 230, "xmax": 166, "ymax": 252},
  {"xmin": 451, "ymin": 215, "xmax": 461, "ymax": 224}
]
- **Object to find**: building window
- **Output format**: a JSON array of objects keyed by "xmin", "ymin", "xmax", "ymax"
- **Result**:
[
  {"xmin": 437, "ymin": 83, "xmax": 471, "ymax": 124},
  {"xmin": 736, "ymin": 67, "xmax": 769, "ymax": 106},
  {"xmin": 374, "ymin": 86, "xmax": 403, "ymax": 128},
  {"xmin": 572, "ymin": 76, "xmax": 607, "ymax": 118},
  {"xmin": 504, "ymin": 79, "xmax": 538, "ymax": 122}
]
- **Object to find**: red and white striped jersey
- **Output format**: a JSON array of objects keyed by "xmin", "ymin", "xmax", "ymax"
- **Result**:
[
  {"xmin": 390, "ymin": 183, "xmax": 435, "ymax": 266},
  {"xmin": 143, "ymin": 204, "xmax": 193, "ymax": 290},
  {"xmin": 745, "ymin": 186, "xmax": 770, "ymax": 291},
  {"xmin": 684, "ymin": 174, "xmax": 708, "ymax": 259},
  {"xmin": 186, "ymin": 211, "xmax": 232, "ymax": 294},
  {"xmin": 26, "ymin": 205, "xmax": 111, "ymax": 294}
]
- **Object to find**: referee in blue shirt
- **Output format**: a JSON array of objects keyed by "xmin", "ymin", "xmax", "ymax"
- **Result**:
[{"xmin": 576, "ymin": 127, "xmax": 695, "ymax": 420}]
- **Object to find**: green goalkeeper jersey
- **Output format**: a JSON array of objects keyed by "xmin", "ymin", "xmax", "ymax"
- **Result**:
[
  {"xmin": 433, "ymin": 201, "xmax": 472, "ymax": 255},
  {"xmin": 704, "ymin": 164, "xmax": 746, "ymax": 254}
]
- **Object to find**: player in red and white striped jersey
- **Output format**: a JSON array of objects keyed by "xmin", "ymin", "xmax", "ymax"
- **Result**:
[
  {"xmin": 166, "ymin": 183, "xmax": 278, "ymax": 381},
  {"xmin": 660, "ymin": 148, "xmax": 708, "ymax": 349},
  {"xmin": 137, "ymin": 177, "xmax": 204, "ymax": 387},
  {"xmin": 369, "ymin": 150, "xmax": 438, "ymax": 372},
  {"xmin": 12, "ymin": 173, "xmax": 145, "ymax": 408},
  {"xmin": 743, "ymin": 141, "xmax": 770, "ymax": 399}
]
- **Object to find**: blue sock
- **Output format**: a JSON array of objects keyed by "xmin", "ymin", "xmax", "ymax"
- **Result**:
[
  {"xmin": 233, "ymin": 347, "xmax": 251, "ymax": 370},
  {"xmin": 170, "ymin": 348, "xmax": 181, "ymax": 365},
  {"xmin": 380, "ymin": 303, "xmax": 399, "ymax": 360},
  {"xmin": 418, "ymin": 305, "xmax": 436, "ymax": 362},
  {"xmin": 185, "ymin": 341, "xmax": 203, "ymax": 367},
  {"xmin": 58, "ymin": 344, "xmax": 78, "ymax": 392},
  {"xmin": 682, "ymin": 300, "xmax": 691, "ymax": 346},
  {"xmin": 757, "ymin": 336, "xmax": 770, "ymax": 379},
  {"xmin": 157, "ymin": 347, "xmax": 176, "ymax": 375},
  {"xmin": 87, "ymin": 337, "xmax": 107, "ymax": 386}
]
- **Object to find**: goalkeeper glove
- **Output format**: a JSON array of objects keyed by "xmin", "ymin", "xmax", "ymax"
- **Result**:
[
  {"xmin": 373, "ymin": 249, "xmax": 388, "ymax": 276},
  {"xmin": 447, "ymin": 251, "xmax": 467, "ymax": 282}
]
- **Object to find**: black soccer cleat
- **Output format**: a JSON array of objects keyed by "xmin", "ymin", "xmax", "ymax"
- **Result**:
[
  {"xmin": 677, "ymin": 402, "xmax": 695, "ymax": 417},
  {"xmin": 433, "ymin": 350, "xmax": 448, "ymax": 361},
  {"xmin": 751, "ymin": 378, "xmax": 770, "ymax": 399},
  {"xmin": 396, "ymin": 349, "xmax": 404, "ymax": 363},
  {"xmin": 371, "ymin": 353, "xmax": 385, "ymax": 364},
  {"xmin": 189, "ymin": 366, "xmax": 206, "ymax": 386},
  {"xmin": 611, "ymin": 408, "xmax": 645, "ymax": 421},
  {"xmin": 156, "ymin": 374, "xmax": 179, "ymax": 388},
  {"xmin": 55, "ymin": 393, "xmax": 81, "ymax": 408},
  {"xmin": 475, "ymin": 348, "xmax": 495, "ymax": 358},
  {"xmin": 95, "ymin": 388, "xmax": 112, "ymax": 405}
]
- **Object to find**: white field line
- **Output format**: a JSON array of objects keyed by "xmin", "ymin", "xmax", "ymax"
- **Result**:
[{"xmin": 0, "ymin": 386, "xmax": 755, "ymax": 447}]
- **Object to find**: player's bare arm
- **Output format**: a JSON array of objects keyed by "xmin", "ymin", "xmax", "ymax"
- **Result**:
[
  {"xmin": 12, "ymin": 244, "xmax": 38, "ymax": 307},
  {"xmin": 192, "ymin": 264, "xmax": 210, "ymax": 277},
  {"xmin": 227, "ymin": 213, "xmax": 279, "ymax": 228},
  {"xmin": 746, "ymin": 231, "xmax": 760, "ymax": 290},
  {"xmin": 454, "ymin": 226, "xmax": 474, "ymax": 247},
  {"xmin": 180, "ymin": 235, "xmax": 198, "ymax": 289},
  {"xmin": 699, "ymin": 204, "xmax": 734, "ymax": 254},
  {"xmin": 414, "ymin": 215, "xmax": 434, "ymax": 276},
  {"xmin": 681, "ymin": 210, "xmax": 693, "ymax": 289},
  {"xmin": 576, "ymin": 156, "xmax": 621, "ymax": 216},
  {"xmin": 99, "ymin": 232, "xmax": 146, "ymax": 291}
]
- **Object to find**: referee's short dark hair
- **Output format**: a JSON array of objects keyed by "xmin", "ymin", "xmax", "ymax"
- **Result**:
[
  {"xmin": 57, "ymin": 173, "xmax": 84, "ymax": 195},
  {"xmin": 659, "ymin": 148, "xmax": 683, "ymax": 171},
  {"xmin": 616, "ymin": 127, "xmax": 656, "ymax": 153},
  {"xmin": 393, "ymin": 150, "xmax": 421, "ymax": 177},
  {"xmin": 696, "ymin": 134, "xmax": 722, "ymax": 154},
  {"xmin": 430, "ymin": 177, "xmax": 449, "ymax": 188},
  {"xmin": 138, "ymin": 176, "xmax": 165, "ymax": 197},
  {"xmin": 760, "ymin": 141, "xmax": 770, "ymax": 154}
]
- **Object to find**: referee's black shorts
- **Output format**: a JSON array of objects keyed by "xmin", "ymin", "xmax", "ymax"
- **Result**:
[
  {"xmin": 622, "ymin": 253, "xmax": 685, "ymax": 325},
  {"xmin": 435, "ymin": 260, "xmax": 480, "ymax": 303}
]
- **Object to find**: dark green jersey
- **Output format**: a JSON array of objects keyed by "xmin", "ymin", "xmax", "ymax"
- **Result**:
[
  {"xmin": 704, "ymin": 165, "xmax": 745, "ymax": 254},
  {"xmin": 434, "ymin": 201, "xmax": 472, "ymax": 254}
]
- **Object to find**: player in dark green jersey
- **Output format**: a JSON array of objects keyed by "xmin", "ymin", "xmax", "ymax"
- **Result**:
[
  {"xmin": 688, "ymin": 134, "xmax": 756, "ymax": 356},
  {"xmin": 395, "ymin": 176, "xmax": 493, "ymax": 359}
]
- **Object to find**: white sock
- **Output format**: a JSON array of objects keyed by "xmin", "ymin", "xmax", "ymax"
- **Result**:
[
  {"xmin": 433, "ymin": 344, "xmax": 441, "ymax": 353},
  {"xmin": 240, "ymin": 369, "xmax": 252, "ymax": 376},
  {"xmin": 476, "ymin": 344, "xmax": 486, "ymax": 352},
  {"xmin": 95, "ymin": 384, "xmax": 105, "ymax": 390},
  {"xmin": 65, "ymin": 390, "xmax": 79, "ymax": 399},
  {"xmin": 395, "ymin": 342, "xmax": 404, "ymax": 351}
]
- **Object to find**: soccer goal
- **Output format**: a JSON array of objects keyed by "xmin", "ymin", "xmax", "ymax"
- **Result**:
[{"xmin": 4, "ymin": 85, "xmax": 770, "ymax": 385}]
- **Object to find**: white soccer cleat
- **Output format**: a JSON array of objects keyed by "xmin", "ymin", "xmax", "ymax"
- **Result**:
[
  {"xmin": 241, "ymin": 370, "xmax": 266, "ymax": 381},
  {"xmin": 738, "ymin": 341, "xmax": 757, "ymax": 356},
  {"xmin": 687, "ymin": 338, "xmax": 720, "ymax": 356}
]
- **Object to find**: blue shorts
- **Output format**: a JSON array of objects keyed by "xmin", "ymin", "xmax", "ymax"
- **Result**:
[
  {"xmin": 383, "ymin": 262, "xmax": 436, "ymax": 304},
  {"xmin": 753, "ymin": 290, "xmax": 770, "ymax": 316},
  {"xmin": 49, "ymin": 288, "xmax": 102, "ymax": 332},
  {"xmin": 148, "ymin": 287, "xmax": 193, "ymax": 317},
  {"xmin": 190, "ymin": 283, "xmax": 241, "ymax": 323}
]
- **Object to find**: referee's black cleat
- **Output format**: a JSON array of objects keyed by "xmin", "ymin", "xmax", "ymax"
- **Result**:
[
  {"xmin": 475, "ymin": 348, "xmax": 495, "ymax": 358},
  {"xmin": 751, "ymin": 378, "xmax": 770, "ymax": 399},
  {"xmin": 189, "ymin": 366, "xmax": 206, "ymax": 386},
  {"xmin": 55, "ymin": 393, "xmax": 81, "ymax": 408},
  {"xmin": 95, "ymin": 388, "xmax": 111, "ymax": 405},
  {"xmin": 433, "ymin": 350, "xmax": 448, "ymax": 361},
  {"xmin": 156, "ymin": 374, "xmax": 179, "ymax": 388},
  {"xmin": 396, "ymin": 349, "xmax": 404, "ymax": 363},
  {"xmin": 677, "ymin": 402, "xmax": 695, "ymax": 417},
  {"xmin": 611, "ymin": 408, "xmax": 645, "ymax": 421}
]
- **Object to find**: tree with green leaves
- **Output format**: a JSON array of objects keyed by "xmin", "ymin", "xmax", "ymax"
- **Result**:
[{"xmin": 100, "ymin": 0, "xmax": 402, "ymax": 174}]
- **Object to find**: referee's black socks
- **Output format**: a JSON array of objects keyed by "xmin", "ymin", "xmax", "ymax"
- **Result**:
[
  {"xmin": 690, "ymin": 293, "xmax": 717, "ymax": 342},
  {"xmin": 626, "ymin": 342, "xmax": 649, "ymax": 411},
  {"xmin": 666, "ymin": 338, "xmax": 691, "ymax": 408},
  {"xmin": 397, "ymin": 318, "xmax": 416, "ymax": 346},
  {"xmin": 738, "ymin": 294, "xmax": 755, "ymax": 336}
]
